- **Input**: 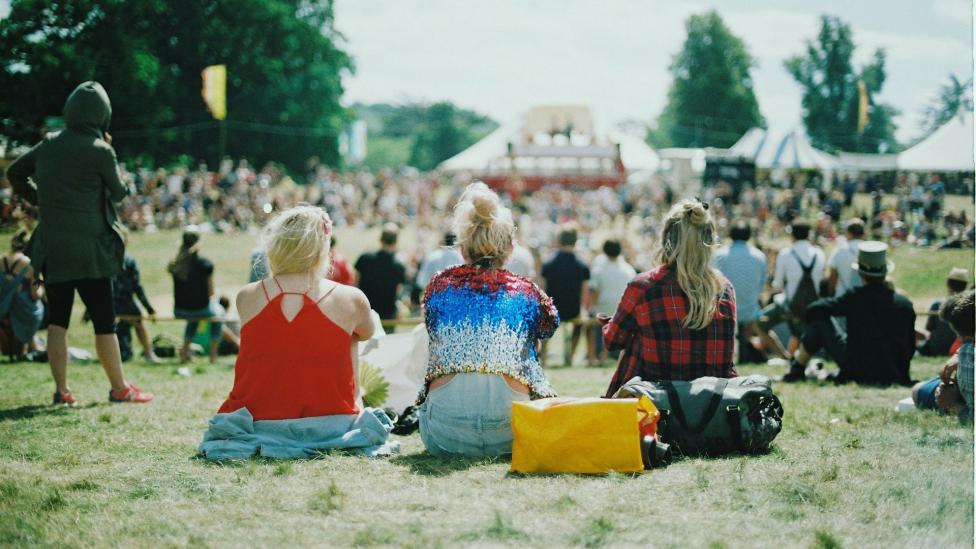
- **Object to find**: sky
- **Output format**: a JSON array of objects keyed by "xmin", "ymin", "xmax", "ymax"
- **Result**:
[
  {"xmin": 333, "ymin": 0, "xmax": 974, "ymax": 143},
  {"xmin": 1, "ymin": 1, "xmax": 971, "ymax": 143}
]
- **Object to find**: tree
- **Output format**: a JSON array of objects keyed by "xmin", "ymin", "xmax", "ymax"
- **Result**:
[
  {"xmin": 784, "ymin": 15, "xmax": 899, "ymax": 153},
  {"xmin": 352, "ymin": 102, "xmax": 497, "ymax": 170},
  {"xmin": 653, "ymin": 11, "xmax": 763, "ymax": 149},
  {"xmin": 0, "ymin": 0, "xmax": 352, "ymax": 171},
  {"xmin": 920, "ymin": 74, "xmax": 974, "ymax": 137}
]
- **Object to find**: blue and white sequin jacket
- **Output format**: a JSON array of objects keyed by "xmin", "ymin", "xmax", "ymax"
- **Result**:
[{"xmin": 418, "ymin": 265, "xmax": 559, "ymax": 402}]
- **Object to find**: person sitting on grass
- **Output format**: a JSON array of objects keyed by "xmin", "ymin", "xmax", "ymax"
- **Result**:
[
  {"xmin": 782, "ymin": 241, "xmax": 915, "ymax": 385},
  {"xmin": 200, "ymin": 205, "xmax": 395, "ymax": 459},
  {"xmin": 0, "ymin": 229, "xmax": 44, "ymax": 359},
  {"xmin": 419, "ymin": 182, "xmax": 558, "ymax": 457},
  {"xmin": 912, "ymin": 290, "xmax": 974, "ymax": 420},
  {"xmin": 169, "ymin": 226, "xmax": 222, "ymax": 364},
  {"xmin": 602, "ymin": 198, "xmax": 737, "ymax": 397}
]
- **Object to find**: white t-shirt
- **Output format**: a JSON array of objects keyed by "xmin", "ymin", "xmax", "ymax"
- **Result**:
[
  {"xmin": 772, "ymin": 240, "xmax": 826, "ymax": 300},
  {"xmin": 590, "ymin": 257, "xmax": 637, "ymax": 315},
  {"xmin": 506, "ymin": 244, "xmax": 536, "ymax": 279},
  {"xmin": 827, "ymin": 238, "xmax": 863, "ymax": 297},
  {"xmin": 416, "ymin": 247, "xmax": 464, "ymax": 289}
]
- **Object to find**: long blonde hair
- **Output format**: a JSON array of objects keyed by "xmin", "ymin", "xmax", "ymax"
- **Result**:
[
  {"xmin": 262, "ymin": 204, "xmax": 333, "ymax": 278},
  {"xmin": 452, "ymin": 182, "xmax": 514, "ymax": 268},
  {"xmin": 657, "ymin": 199, "xmax": 723, "ymax": 330}
]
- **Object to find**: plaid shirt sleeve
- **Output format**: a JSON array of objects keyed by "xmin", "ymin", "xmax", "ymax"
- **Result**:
[{"xmin": 603, "ymin": 280, "xmax": 642, "ymax": 352}]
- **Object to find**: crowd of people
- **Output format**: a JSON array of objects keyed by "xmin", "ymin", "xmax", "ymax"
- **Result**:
[{"xmin": 1, "ymin": 81, "xmax": 973, "ymax": 462}]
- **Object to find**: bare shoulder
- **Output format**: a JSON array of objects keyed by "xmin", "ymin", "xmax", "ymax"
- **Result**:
[
  {"xmin": 329, "ymin": 283, "xmax": 370, "ymax": 311},
  {"xmin": 236, "ymin": 281, "xmax": 268, "ymax": 321}
]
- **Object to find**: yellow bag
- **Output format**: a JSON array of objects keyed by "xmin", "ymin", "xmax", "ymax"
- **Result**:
[{"xmin": 510, "ymin": 396, "xmax": 658, "ymax": 474}]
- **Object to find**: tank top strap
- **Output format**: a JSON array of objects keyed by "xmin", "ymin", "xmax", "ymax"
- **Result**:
[
  {"xmin": 260, "ymin": 279, "xmax": 271, "ymax": 302},
  {"xmin": 272, "ymin": 276, "xmax": 285, "ymax": 293},
  {"xmin": 315, "ymin": 281, "xmax": 341, "ymax": 304}
]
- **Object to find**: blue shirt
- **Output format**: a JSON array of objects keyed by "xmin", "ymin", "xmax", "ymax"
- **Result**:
[
  {"xmin": 714, "ymin": 241, "xmax": 767, "ymax": 323},
  {"xmin": 958, "ymin": 340, "xmax": 974, "ymax": 418}
]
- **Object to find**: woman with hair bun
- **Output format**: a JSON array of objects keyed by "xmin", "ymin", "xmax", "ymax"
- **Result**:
[
  {"xmin": 419, "ymin": 182, "xmax": 559, "ymax": 457},
  {"xmin": 602, "ymin": 198, "xmax": 737, "ymax": 396}
]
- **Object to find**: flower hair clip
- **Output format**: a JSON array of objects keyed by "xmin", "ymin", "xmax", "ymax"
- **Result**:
[{"xmin": 322, "ymin": 213, "xmax": 333, "ymax": 236}]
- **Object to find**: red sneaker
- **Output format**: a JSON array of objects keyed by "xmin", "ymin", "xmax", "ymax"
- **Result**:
[
  {"xmin": 109, "ymin": 383, "xmax": 154, "ymax": 403},
  {"xmin": 53, "ymin": 390, "xmax": 77, "ymax": 406}
]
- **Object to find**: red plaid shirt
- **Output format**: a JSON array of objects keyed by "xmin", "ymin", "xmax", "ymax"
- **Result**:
[{"xmin": 603, "ymin": 264, "xmax": 737, "ymax": 396}]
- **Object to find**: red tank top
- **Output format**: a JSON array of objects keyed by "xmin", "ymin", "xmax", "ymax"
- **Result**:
[{"xmin": 217, "ymin": 279, "xmax": 359, "ymax": 420}]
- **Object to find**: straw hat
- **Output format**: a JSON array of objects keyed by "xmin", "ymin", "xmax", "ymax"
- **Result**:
[{"xmin": 947, "ymin": 267, "xmax": 969, "ymax": 282}]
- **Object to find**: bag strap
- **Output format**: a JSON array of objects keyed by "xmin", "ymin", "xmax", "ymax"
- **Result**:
[
  {"xmin": 725, "ymin": 404, "xmax": 747, "ymax": 453},
  {"xmin": 790, "ymin": 249, "xmax": 815, "ymax": 272},
  {"xmin": 663, "ymin": 378, "xmax": 729, "ymax": 434}
]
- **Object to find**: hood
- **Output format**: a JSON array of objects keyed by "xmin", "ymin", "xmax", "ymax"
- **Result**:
[{"xmin": 63, "ymin": 81, "xmax": 112, "ymax": 136}]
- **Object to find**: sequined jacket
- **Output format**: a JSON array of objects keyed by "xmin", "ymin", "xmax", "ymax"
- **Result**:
[{"xmin": 419, "ymin": 265, "xmax": 559, "ymax": 402}]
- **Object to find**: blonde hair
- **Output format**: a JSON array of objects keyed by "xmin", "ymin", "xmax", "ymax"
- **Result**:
[
  {"xmin": 453, "ymin": 182, "xmax": 514, "ymax": 268},
  {"xmin": 657, "ymin": 199, "xmax": 724, "ymax": 330},
  {"xmin": 263, "ymin": 204, "xmax": 333, "ymax": 277}
]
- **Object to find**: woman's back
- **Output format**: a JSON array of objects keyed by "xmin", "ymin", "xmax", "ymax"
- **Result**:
[{"xmin": 218, "ymin": 278, "xmax": 361, "ymax": 420}]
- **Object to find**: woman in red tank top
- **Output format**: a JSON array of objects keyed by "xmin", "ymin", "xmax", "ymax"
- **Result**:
[{"xmin": 217, "ymin": 206, "xmax": 375, "ymax": 421}]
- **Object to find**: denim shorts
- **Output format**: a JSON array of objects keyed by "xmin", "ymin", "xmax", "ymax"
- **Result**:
[
  {"xmin": 914, "ymin": 377, "xmax": 941, "ymax": 410},
  {"xmin": 419, "ymin": 373, "xmax": 530, "ymax": 457}
]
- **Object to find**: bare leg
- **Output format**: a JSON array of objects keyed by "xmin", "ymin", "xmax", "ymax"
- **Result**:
[
  {"xmin": 47, "ymin": 325, "xmax": 69, "ymax": 393},
  {"xmin": 760, "ymin": 329, "xmax": 789, "ymax": 359},
  {"xmin": 180, "ymin": 339, "xmax": 192, "ymax": 362},
  {"xmin": 209, "ymin": 339, "xmax": 218, "ymax": 364},
  {"xmin": 793, "ymin": 344, "xmax": 812, "ymax": 367},
  {"xmin": 95, "ymin": 334, "xmax": 128, "ymax": 392},
  {"xmin": 567, "ymin": 324, "xmax": 582, "ymax": 366},
  {"xmin": 134, "ymin": 319, "xmax": 152, "ymax": 355}
]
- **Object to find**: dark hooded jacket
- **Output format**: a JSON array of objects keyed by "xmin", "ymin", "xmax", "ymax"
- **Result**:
[{"xmin": 5, "ymin": 81, "xmax": 128, "ymax": 283}]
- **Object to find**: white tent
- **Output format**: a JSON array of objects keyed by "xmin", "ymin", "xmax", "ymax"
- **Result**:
[
  {"xmin": 439, "ymin": 127, "xmax": 660, "ymax": 178},
  {"xmin": 729, "ymin": 128, "xmax": 838, "ymax": 170},
  {"xmin": 897, "ymin": 110, "xmax": 975, "ymax": 172}
]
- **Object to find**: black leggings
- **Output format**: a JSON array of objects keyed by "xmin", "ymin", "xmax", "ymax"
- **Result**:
[{"xmin": 46, "ymin": 278, "xmax": 116, "ymax": 335}]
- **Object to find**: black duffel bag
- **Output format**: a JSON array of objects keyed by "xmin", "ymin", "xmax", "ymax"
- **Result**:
[{"xmin": 613, "ymin": 375, "xmax": 784, "ymax": 456}]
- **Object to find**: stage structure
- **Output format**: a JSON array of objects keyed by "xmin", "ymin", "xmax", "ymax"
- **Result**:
[{"xmin": 440, "ymin": 105, "xmax": 659, "ymax": 193}]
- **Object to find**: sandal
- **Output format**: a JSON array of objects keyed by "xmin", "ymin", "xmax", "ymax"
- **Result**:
[
  {"xmin": 109, "ymin": 383, "xmax": 154, "ymax": 403},
  {"xmin": 53, "ymin": 390, "xmax": 77, "ymax": 406}
]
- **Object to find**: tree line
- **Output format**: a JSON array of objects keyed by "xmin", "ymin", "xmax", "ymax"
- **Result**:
[{"xmin": 1, "ymin": 3, "xmax": 969, "ymax": 171}]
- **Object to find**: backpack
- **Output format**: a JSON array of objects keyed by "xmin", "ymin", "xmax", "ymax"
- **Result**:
[
  {"xmin": 612, "ymin": 375, "xmax": 784, "ymax": 455},
  {"xmin": 787, "ymin": 249, "xmax": 818, "ymax": 320}
]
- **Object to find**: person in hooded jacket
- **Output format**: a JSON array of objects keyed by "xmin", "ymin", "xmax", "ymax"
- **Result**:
[{"xmin": 4, "ymin": 81, "xmax": 153, "ymax": 405}]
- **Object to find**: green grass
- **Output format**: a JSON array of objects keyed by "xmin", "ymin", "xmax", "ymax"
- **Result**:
[
  {"xmin": 0, "ymin": 217, "xmax": 973, "ymax": 547},
  {"xmin": 0, "ymin": 358, "xmax": 972, "ymax": 547}
]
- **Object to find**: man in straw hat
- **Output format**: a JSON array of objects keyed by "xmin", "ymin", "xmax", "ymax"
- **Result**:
[
  {"xmin": 917, "ymin": 267, "xmax": 970, "ymax": 357},
  {"xmin": 782, "ymin": 241, "xmax": 915, "ymax": 385}
]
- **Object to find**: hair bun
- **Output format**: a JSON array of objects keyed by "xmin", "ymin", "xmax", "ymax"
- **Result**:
[
  {"xmin": 686, "ymin": 202, "xmax": 708, "ymax": 226},
  {"xmin": 470, "ymin": 190, "xmax": 498, "ymax": 226}
]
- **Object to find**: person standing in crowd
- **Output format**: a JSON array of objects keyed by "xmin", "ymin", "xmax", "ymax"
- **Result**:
[
  {"xmin": 713, "ymin": 220, "xmax": 787, "ymax": 361},
  {"xmin": 169, "ymin": 226, "xmax": 223, "ymax": 364},
  {"xmin": 541, "ymin": 225, "xmax": 591, "ymax": 366},
  {"xmin": 602, "ymin": 199, "xmax": 737, "ymax": 396},
  {"xmin": 784, "ymin": 241, "xmax": 915, "ymax": 385},
  {"xmin": 759, "ymin": 220, "xmax": 825, "ymax": 353},
  {"xmin": 912, "ymin": 290, "xmax": 974, "ymax": 419},
  {"xmin": 588, "ymin": 239, "xmax": 636, "ymax": 364},
  {"xmin": 505, "ymin": 237, "xmax": 537, "ymax": 279},
  {"xmin": 825, "ymin": 218, "xmax": 865, "ymax": 298},
  {"xmin": 326, "ymin": 234, "xmax": 356, "ymax": 286},
  {"xmin": 0, "ymin": 229, "xmax": 44, "ymax": 359},
  {"xmin": 415, "ymin": 231, "xmax": 464, "ymax": 295},
  {"xmin": 112, "ymin": 232, "xmax": 160, "ymax": 363},
  {"xmin": 355, "ymin": 223, "xmax": 406, "ymax": 332},
  {"xmin": 918, "ymin": 267, "xmax": 970, "ymax": 357},
  {"xmin": 4, "ymin": 81, "xmax": 152, "ymax": 404},
  {"xmin": 419, "ymin": 182, "xmax": 558, "ymax": 457}
]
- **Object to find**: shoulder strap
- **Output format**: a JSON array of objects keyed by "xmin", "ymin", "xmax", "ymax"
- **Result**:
[
  {"xmin": 790, "ymin": 249, "xmax": 815, "ymax": 272},
  {"xmin": 315, "ymin": 281, "xmax": 341, "ymax": 304},
  {"xmin": 272, "ymin": 277, "xmax": 284, "ymax": 293},
  {"xmin": 663, "ymin": 378, "xmax": 729, "ymax": 434},
  {"xmin": 260, "ymin": 279, "xmax": 270, "ymax": 301}
]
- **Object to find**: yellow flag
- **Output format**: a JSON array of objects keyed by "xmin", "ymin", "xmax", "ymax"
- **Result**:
[
  {"xmin": 201, "ymin": 64, "xmax": 227, "ymax": 120},
  {"xmin": 857, "ymin": 80, "xmax": 869, "ymax": 134}
]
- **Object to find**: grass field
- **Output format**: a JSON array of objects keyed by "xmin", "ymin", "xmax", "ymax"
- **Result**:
[{"xmin": 0, "ymin": 223, "xmax": 974, "ymax": 548}]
